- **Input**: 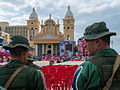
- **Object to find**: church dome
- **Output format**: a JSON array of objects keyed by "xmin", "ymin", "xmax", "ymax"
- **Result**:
[
  {"xmin": 44, "ymin": 14, "xmax": 56, "ymax": 25},
  {"xmin": 64, "ymin": 5, "xmax": 74, "ymax": 19},
  {"xmin": 29, "ymin": 7, "xmax": 38, "ymax": 20}
]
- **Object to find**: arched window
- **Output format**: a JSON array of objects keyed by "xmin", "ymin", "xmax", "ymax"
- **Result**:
[
  {"xmin": 30, "ymin": 29, "xmax": 34, "ymax": 41},
  {"xmin": 67, "ymin": 35, "xmax": 70, "ymax": 40},
  {"xmin": 67, "ymin": 27, "xmax": 69, "ymax": 30},
  {"xmin": 47, "ymin": 22, "xmax": 53, "ymax": 32},
  {"xmin": 71, "ymin": 27, "xmax": 74, "ymax": 30},
  {"xmin": 48, "ymin": 45, "xmax": 51, "ymax": 48}
]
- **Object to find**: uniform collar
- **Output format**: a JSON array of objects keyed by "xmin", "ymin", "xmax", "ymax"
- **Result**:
[
  {"xmin": 95, "ymin": 48, "xmax": 118, "ymax": 55},
  {"xmin": 7, "ymin": 59, "xmax": 25, "ymax": 66}
]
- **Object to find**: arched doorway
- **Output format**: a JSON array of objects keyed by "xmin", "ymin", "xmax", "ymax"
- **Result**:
[{"xmin": 47, "ymin": 50, "xmax": 51, "ymax": 55}]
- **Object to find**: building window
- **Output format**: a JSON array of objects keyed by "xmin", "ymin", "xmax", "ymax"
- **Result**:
[
  {"xmin": 0, "ymin": 33, "xmax": 2, "ymax": 37},
  {"xmin": 31, "ymin": 22, "xmax": 33, "ymax": 24},
  {"xmin": 71, "ymin": 27, "xmax": 74, "ymax": 30},
  {"xmin": 67, "ymin": 35, "xmax": 70, "ymax": 40},
  {"xmin": 47, "ymin": 22, "xmax": 53, "ymax": 33},
  {"xmin": 30, "ymin": 29, "xmax": 34, "ymax": 41},
  {"xmin": 67, "ymin": 27, "xmax": 69, "ymax": 30},
  {"xmin": 48, "ymin": 45, "xmax": 51, "ymax": 48},
  {"xmin": 5, "ymin": 27, "xmax": 7, "ymax": 32},
  {"xmin": 0, "ymin": 27, "xmax": 1, "ymax": 31}
]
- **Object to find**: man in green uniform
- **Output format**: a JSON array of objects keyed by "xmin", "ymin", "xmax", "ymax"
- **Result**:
[
  {"xmin": 72, "ymin": 22, "xmax": 120, "ymax": 90},
  {"xmin": 0, "ymin": 35, "xmax": 46, "ymax": 90}
]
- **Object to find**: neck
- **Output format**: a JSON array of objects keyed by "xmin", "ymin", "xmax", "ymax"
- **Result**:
[
  {"xmin": 97, "ymin": 45, "xmax": 110, "ymax": 52},
  {"xmin": 12, "ymin": 57, "xmax": 24, "ymax": 62},
  {"xmin": 104, "ymin": 45, "xmax": 110, "ymax": 49}
]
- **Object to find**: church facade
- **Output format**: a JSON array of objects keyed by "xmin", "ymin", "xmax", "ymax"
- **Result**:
[{"xmin": 0, "ymin": 6, "xmax": 75, "ymax": 56}]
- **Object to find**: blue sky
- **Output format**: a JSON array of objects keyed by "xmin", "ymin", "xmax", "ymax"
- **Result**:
[{"xmin": 0, "ymin": 0, "xmax": 120, "ymax": 53}]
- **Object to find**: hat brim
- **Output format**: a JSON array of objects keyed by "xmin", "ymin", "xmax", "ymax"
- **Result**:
[
  {"xmin": 80, "ymin": 32, "xmax": 116, "ymax": 40},
  {"xmin": 3, "ymin": 44, "xmax": 34, "ymax": 51},
  {"xmin": 28, "ymin": 57, "xmax": 34, "ymax": 61}
]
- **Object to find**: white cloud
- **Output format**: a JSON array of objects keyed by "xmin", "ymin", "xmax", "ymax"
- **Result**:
[
  {"xmin": 76, "ymin": 0, "xmax": 120, "ymax": 14},
  {"xmin": 0, "ymin": 1, "xmax": 23, "ymax": 11},
  {"xmin": 77, "ymin": 2, "xmax": 108, "ymax": 13},
  {"xmin": 0, "ymin": 2, "xmax": 16, "ymax": 8},
  {"xmin": 0, "ymin": 0, "xmax": 49, "ymax": 12},
  {"xmin": 24, "ymin": 0, "xmax": 51, "ymax": 9},
  {"xmin": 38, "ymin": 15, "xmax": 49, "ymax": 23},
  {"xmin": 53, "ymin": 0, "xmax": 79, "ymax": 9},
  {"xmin": 0, "ymin": 8, "xmax": 17, "ymax": 16},
  {"xmin": 9, "ymin": 15, "xmax": 29, "ymax": 25},
  {"xmin": 110, "ymin": 0, "xmax": 120, "ymax": 7},
  {"xmin": 0, "ymin": 16, "xmax": 6, "ymax": 21},
  {"xmin": 75, "ymin": 20, "xmax": 87, "ymax": 26}
]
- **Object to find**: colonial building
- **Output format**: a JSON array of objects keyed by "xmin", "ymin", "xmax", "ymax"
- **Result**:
[
  {"xmin": 0, "ymin": 5, "xmax": 75, "ymax": 56},
  {"xmin": 0, "ymin": 22, "xmax": 27, "ymax": 38}
]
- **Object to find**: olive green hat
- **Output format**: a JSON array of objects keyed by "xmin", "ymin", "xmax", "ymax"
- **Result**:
[
  {"xmin": 3, "ymin": 35, "xmax": 34, "ymax": 50},
  {"xmin": 80, "ymin": 22, "xmax": 116, "ymax": 40}
]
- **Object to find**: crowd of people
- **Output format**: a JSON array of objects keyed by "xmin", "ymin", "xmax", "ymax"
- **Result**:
[
  {"xmin": 0, "ymin": 53, "xmax": 87, "ymax": 65},
  {"xmin": 0, "ymin": 56, "xmax": 11, "ymax": 63},
  {"xmin": 0, "ymin": 21, "xmax": 120, "ymax": 90},
  {"xmin": 34, "ymin": 54, "xmax": 87, "ymax": 65}
]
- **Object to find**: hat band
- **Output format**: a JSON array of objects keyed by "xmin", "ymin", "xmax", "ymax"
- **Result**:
[
  {"xmin": 84, "ymin": 29, "xmax": 109, "ymax": 36},
  {"xmin": 9, "ymin": 43, "xmax": 29, "ymax": 46}
]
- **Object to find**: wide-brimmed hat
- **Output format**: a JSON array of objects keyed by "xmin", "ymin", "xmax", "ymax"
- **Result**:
[
  {"xmin": 3, "ymin": 35, "xmax": 34, "ymax": 50},
  {"xmin": 80, "ymin": 22, "xmax": 116, "ymax": 40}
]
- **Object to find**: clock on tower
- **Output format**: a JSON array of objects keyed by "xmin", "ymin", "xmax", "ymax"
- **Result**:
[{"xmin": 67, "ymin": 20, "xmax": 70, "ymax": 23}]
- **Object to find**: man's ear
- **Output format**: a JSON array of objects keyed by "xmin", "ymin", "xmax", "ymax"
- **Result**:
[
  {"xmin": 96, "ymin": 38, "xmax": 101, "ymax": 47},
  {"xmin": 21, "ymin": 50, "xmax": 28, "ymax": 59},
  {"xmin": 24, "ymin": 50, "xmax": 29, "ymax": 57},
  {"xmin": 23, "ymin": 50, "xmax": 29, "ymax": 64}
]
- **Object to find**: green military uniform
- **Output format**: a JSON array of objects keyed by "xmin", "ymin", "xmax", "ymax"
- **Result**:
[
  {"xmin": 72, "ymin": 48, "xmax": 120, "ymax": 90},
  {"xmin": 0, "ymin": 35, "xmax": 46, "ymax": 90},
  {"xmin": 0, "ymin": 60, "xmax": 46, "ymax": 90},
  {"xmin": 72, "ymin": 22, "xmax": 120, "ymax": 90}
]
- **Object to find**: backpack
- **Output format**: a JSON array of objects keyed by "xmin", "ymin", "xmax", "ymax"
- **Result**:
[{"xmin": 103, "ymin": 55, "xmax": 120, "ymax": 90}]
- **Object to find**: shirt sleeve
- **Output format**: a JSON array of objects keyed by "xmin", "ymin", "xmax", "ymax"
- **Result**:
[
  {"xmin": 31, "ymin": 69, "xmax": 46, "ymax": 90},
  {"xmin": 72, "ymin": 61, "xmax": 100, "ymax": 90}
]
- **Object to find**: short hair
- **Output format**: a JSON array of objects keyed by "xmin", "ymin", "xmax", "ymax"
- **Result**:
[
  {"xmin": 9, "ymin": 46, "xmax": 28, "ymax": 58},
  {"xmin": 100, "ymin": 35, "xmax": 110, "ymax": 45}
]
